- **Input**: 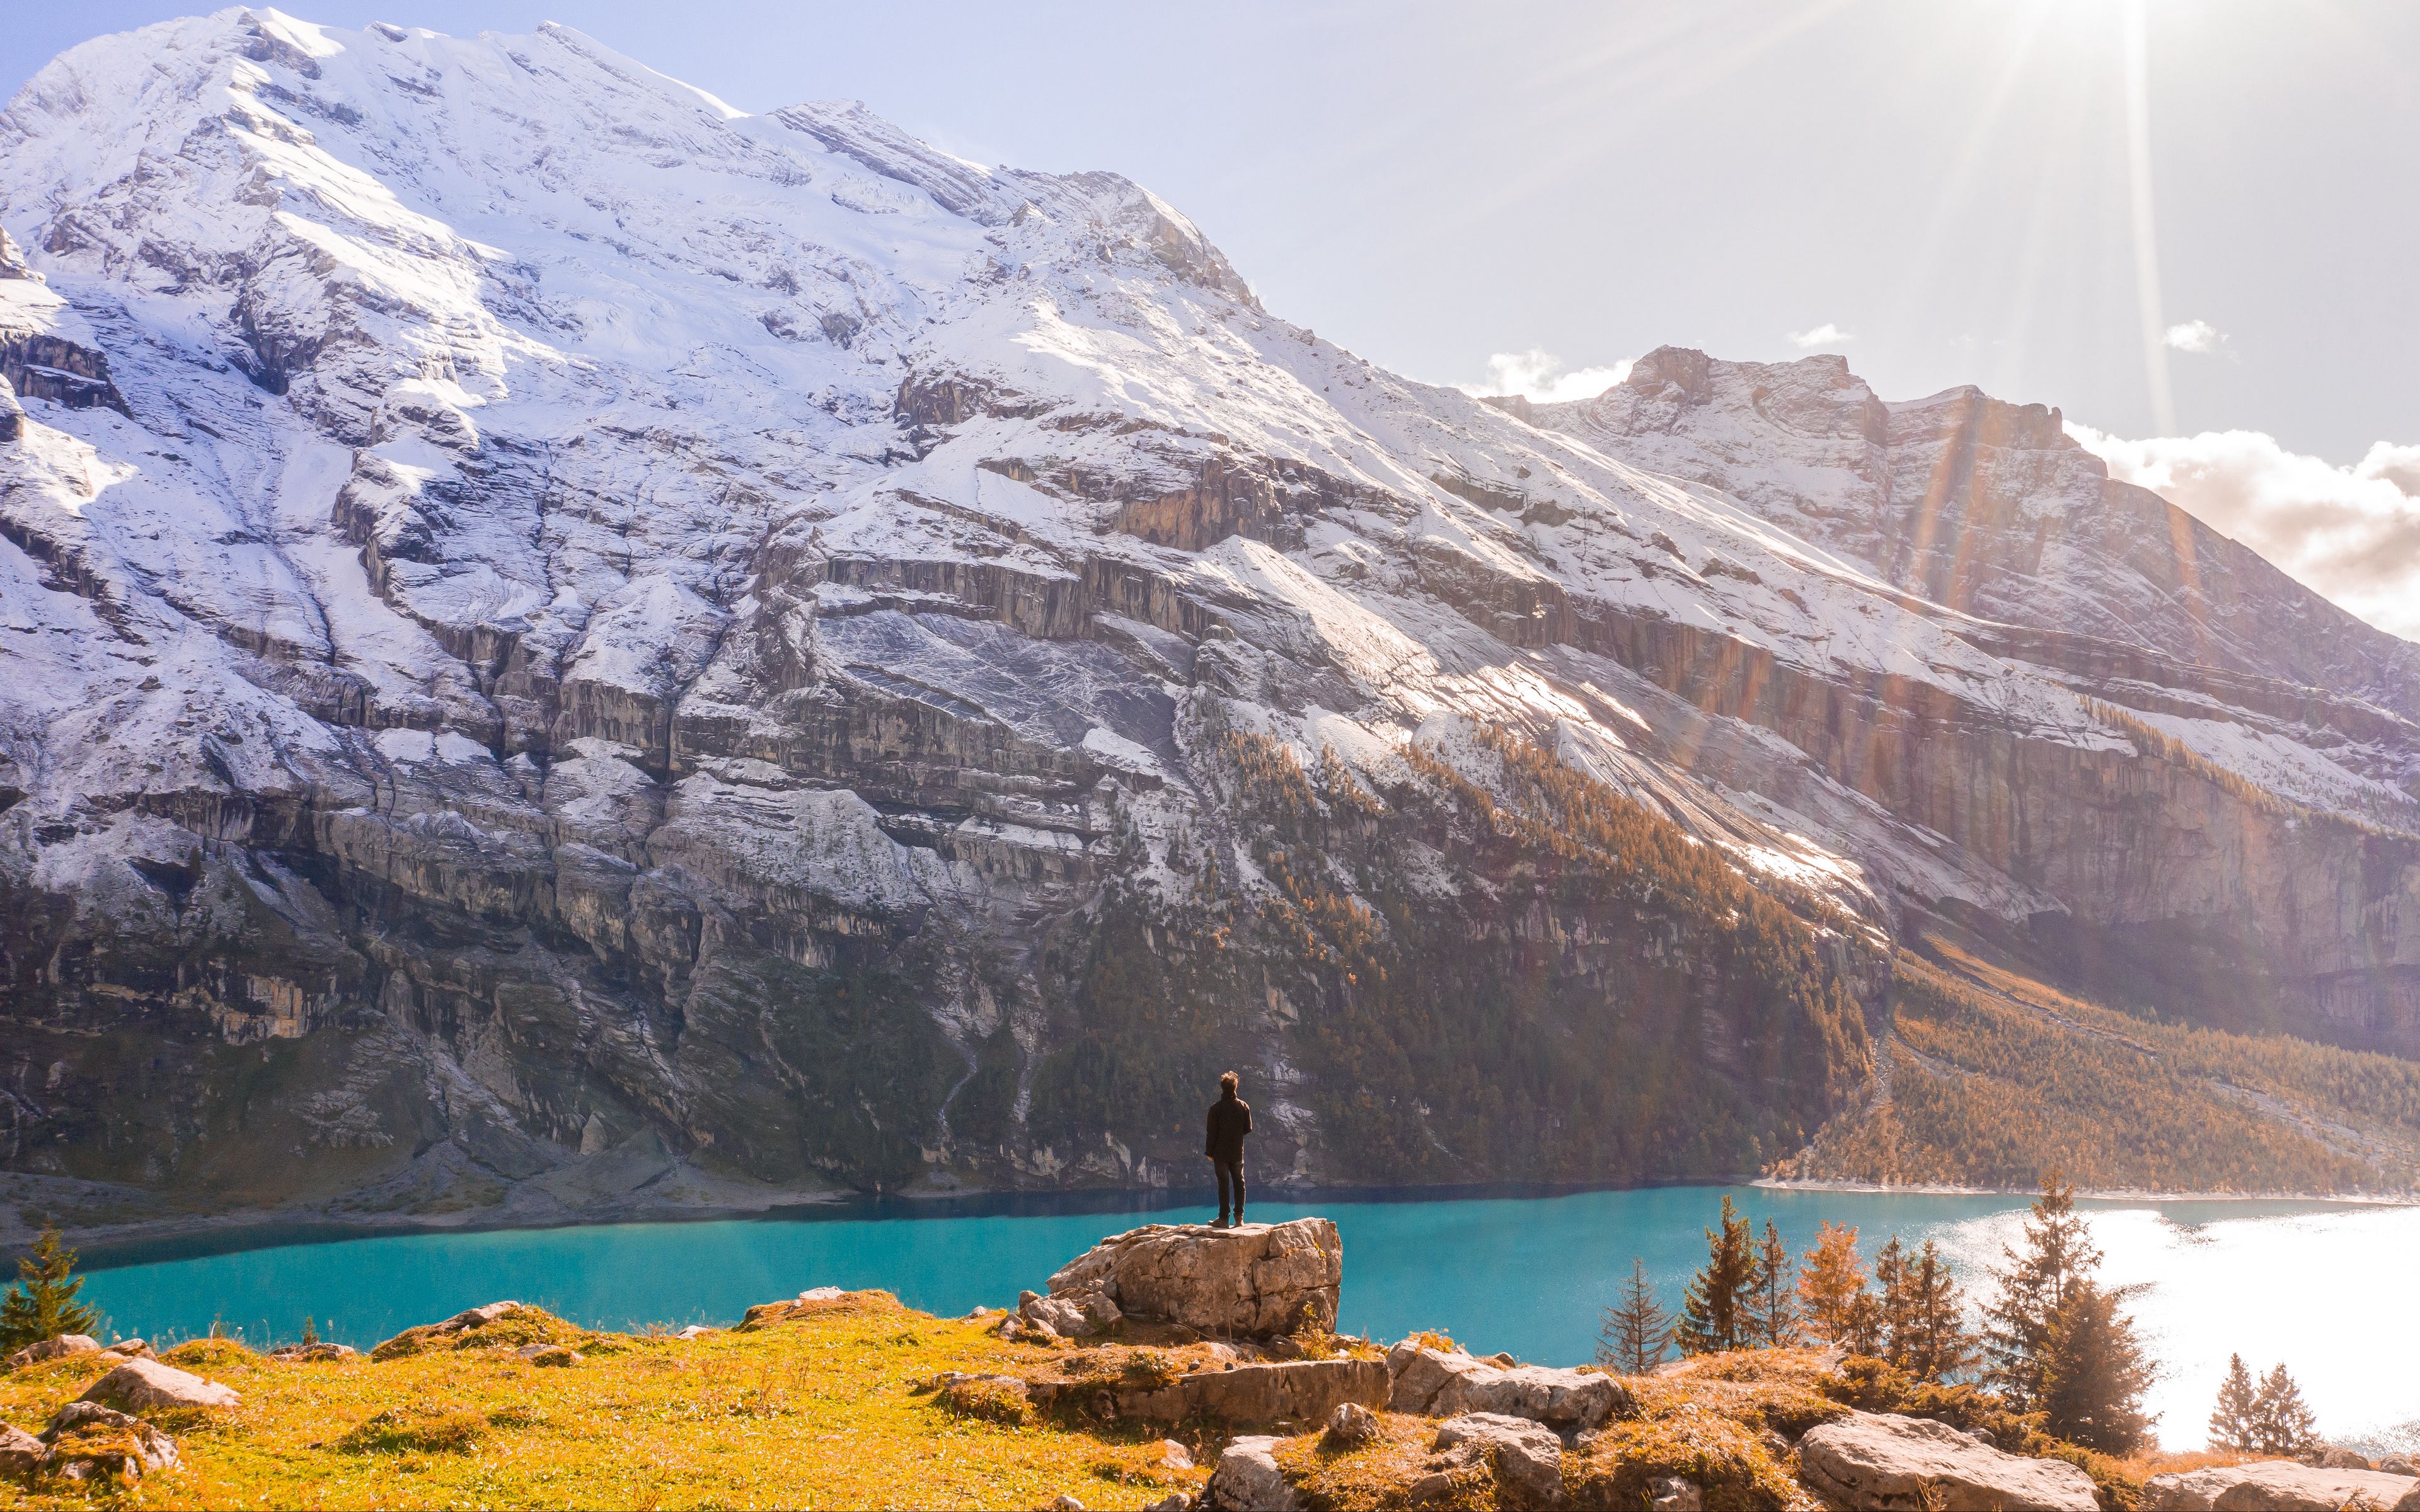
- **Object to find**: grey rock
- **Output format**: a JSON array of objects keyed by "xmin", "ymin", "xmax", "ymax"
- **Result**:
[
  {"xmin": 1386, "ymin": 1342, "xmax": 1627, "ymax": 1433},
  {"xmin": 1203, "ymin": 1435, "xmax": 1303, "ymax": 1511},
  {"xmin": 2326, "ymin": 1448, "xmax": 2378, "ymax": 1470},
  {"xmin": 0, "ymin": 1423, "xmax": 42, "ymax": 1474},
  {"xmin": 2143, "ymin": 1460, "xmax": 2418, "ymax": 1511},
  {"xmin": 1325, "ymin": 1400, "xmax": 1380, "ymax": 1445},
  {"xmin": 1432, "ymin": 1412, "xmax": 1564, "ymax": 1506},
  {"xmin": 4, "ymin": 1334, "xmax": 99, "ymax": 1370},
  {"xmin": 1649, "ymin": 1477, "xmax": 1703, "ymax": 1512},
  {"xmin": 1797, "ymin": 1411, "xmax": 2097, "ymax": 1511},
  {"xmin": 78, "ymin": 1358, "xmax": 242, "ymax": 1412},
  {"xmin": 1046, "ymin": 1221, "xmax": 1341, "ymax": 1337}
]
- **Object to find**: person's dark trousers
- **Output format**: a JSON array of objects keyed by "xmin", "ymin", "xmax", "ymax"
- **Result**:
[{"xmin": 1215, "ymin": 1159, "xmax": 1246, "ymax": 1225}]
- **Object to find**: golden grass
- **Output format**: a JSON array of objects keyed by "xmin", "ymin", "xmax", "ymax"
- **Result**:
[{"xmin": 0, "ymin": 1294, "xmax": 1209, "ymax": 1511}]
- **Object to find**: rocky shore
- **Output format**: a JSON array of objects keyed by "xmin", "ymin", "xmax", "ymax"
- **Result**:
[{"xmin": 0, "ymin": 1214, "xmax": 2404, "ymax": 1509}]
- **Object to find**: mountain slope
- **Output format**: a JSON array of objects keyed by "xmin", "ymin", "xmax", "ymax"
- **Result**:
[{"xmin": 2, "ymin": 9, "xmax": 2416, "ymax": 1232}]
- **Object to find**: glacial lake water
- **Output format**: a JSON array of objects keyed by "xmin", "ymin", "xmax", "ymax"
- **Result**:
[{"xmin": 71, "ymin": 1186, "xmax": 2419, "ymax": 1450}]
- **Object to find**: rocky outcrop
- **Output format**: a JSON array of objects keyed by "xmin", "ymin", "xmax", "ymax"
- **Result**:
[
  {"xmin": 2142, "ymin": 1460, "xmax": 2419, "ymax": 1511},
  {"xmin": 1029, "ymin": 1356, "xmax": 1388, "ymax": 1426},
  {"xmin": 32, "ymin": 1402, "xmax": 180, "ymax": 1484},
  {"xmin": 1044, "ymin": 1222, "xmax": 1342, "ymax": 1338},
  {"xmin": 1795, "ymin": 1411, "xmax": 2099, "ymax": 1511},
  {"xmin": 1385, "ymin": 1342, "xmax": 1627, "ymax": 1434}
]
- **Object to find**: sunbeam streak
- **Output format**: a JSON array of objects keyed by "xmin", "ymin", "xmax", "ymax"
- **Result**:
[{"xmin": 2124, "ymin": 0, "xmax": 2178, "ymax": 435}]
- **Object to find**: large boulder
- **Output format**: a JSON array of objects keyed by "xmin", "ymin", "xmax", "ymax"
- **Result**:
[
  {"xmin": 1045, "ymin": 1220, "xmax": 1341, "ymax": 1338},
  {"xmin": 77, "ymin": 1358, "xmax": 241, "ymax": 1412},
  {"xmin": 1797, "ymin": 1411, "xmax": 2099, "ymax": 1511},
  {"xmin": 2143, "ymin": 1460, "xmax": 2419, "ymax": 1511},
  {"xmin": 1433, "ymin": 1412, "xmax": 1565, "ymax": 1507},
  {"xmin": 1386, "ymin": 1341, "xmax": 1628, "ymax": 1434},
  {"xmin": 1203, "ymin": 1435, "xmax": 1303, "ymax": 1511},
  {"xmin": 38, "ymin": 1402, "xmax": 180, "ymax": 1484}
]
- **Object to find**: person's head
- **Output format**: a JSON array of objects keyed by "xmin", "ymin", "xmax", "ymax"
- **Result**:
[{"xmin": 1219, "ymin": 1070, "xmax": 1239, "ymax": 1098}]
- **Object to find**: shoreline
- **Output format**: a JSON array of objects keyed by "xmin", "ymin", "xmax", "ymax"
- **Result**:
[
  {"xmin": 1751, "ymin": 1176, "xmax": 2419, "ymax": 1205},
  {"xmin": 43, "ymin": 1174, "xmax": 2415, "ymax": 1272}
]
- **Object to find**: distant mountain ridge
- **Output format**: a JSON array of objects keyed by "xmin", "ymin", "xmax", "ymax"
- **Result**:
[{"xmin": 3, "ymin": 9, "xmax": 2418, "ymax": 1234}]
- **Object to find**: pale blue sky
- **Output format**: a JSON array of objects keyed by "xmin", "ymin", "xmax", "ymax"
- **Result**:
[{"xmin": 6, "ymin": 2, "xmax": 2414, "ymax": 463}]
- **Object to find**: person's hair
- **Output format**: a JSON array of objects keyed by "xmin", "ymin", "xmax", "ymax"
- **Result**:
[{"xmin": 1219, "ymin": 1070, "xmax": 1239, "ymax": 1095}]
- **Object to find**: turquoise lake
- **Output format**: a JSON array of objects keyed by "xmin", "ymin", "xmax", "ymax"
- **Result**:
[{"xmin": 72, "ymin": 1186, "xmax": 2420, "ymax": 1450}]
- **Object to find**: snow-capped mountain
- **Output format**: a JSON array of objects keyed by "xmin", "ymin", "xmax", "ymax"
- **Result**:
[{"xmin": 4, "ymin": 10, "xmax": 2417, "ymax": 1228}]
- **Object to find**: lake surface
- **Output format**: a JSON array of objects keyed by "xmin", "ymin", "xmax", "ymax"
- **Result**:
[{"xmin": 72, "ymin": 1186, "xmax": 2419, "ymax": 1451}]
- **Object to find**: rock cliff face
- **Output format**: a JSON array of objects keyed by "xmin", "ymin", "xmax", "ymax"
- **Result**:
[{"xmin": 1, "ymin": 11, "xmax": 2416, "ymax": 1230}]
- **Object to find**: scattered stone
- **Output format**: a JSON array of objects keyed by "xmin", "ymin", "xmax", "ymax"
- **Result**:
[
  {"xmin": 4, "ymin": 1335, "xmax": 98, "ymax": 1371},
  {"xmin": 798, "ymin": 1286, "xmax": 844, "ymax": 1302},
  {"xmin": 270, "ymin": 1343, "xmax": 357, "ymax": 1363},
  {"xmin": 1158, "ymin": 1438, "xmax": 1195, "ymax": 1470},
  {"xmin": 38, "ymin": 1402, "xmax": 180, "ymax": 1482},
  {"xmin": 738, "ymin": 1287, "xmax": 885, "ymax": 1329},
  {"xmin": 1432, "ymin": 1411, "xmax": 1564, "ymax": 1506},
  {"xmin": 1022, "ymin": 1286, "xmax": 1121, "ymax": 1340},
  {"xmin": 1798, "ymin": 1411, "xmax": 2098, "ymax": 1511},
  {"xmin": 0, "ymin": 1423, "xmax": 42, "ymax": 1475},
  {"xmin": 516, "ymin": 1344, "xmax": 581, "ymax": 1366},
  {"xmin": 1385, "ymin": 1341, "xmax": 1628, "ymax": 1433},
  {"xmin": 1141, "ymin": 1496, "xmax": 1191, "ymax": 1512},
  {"xmin": 932, "ymin": 1373, "xmax": 1032, "ymax": 1426},
  {"xmin": 1325, "ymin": 1400, "xmax": 1380, "ymax": 1446},
  {"xmin": 965, "ymin": 1306, "xmax": 994, "ymax": 1320},
  {"xmin": 1649, "ymin": 1475, "xmax": 1703, "ymax": 1512},
  {"xmin": 79, "ymin": 1357, "xmax": 241, "ymax": 1412},
  {"xmin": 2143, "ymin": 1459, "xmax": 2419, "ymax": 1511},
  {"xmin": 2325, "ymin": 1448, "xmax": 2378, "ymax": 1470},
  {"xmin": 372, "ymin": 1301, "xmax": 532, "ymax": 1359},
  {"xmin": 1044, "ymin": 1220, "xmax": 1342, "ymax": 1337},
  {"xmin": 100, "ymin": 1338, "xmax": 155, "ymax": 1361},
  {"xmin": 1488, "ymin": 1352, "xmax": 1517, "ymax": 1367},
  {"xmin": 2383, "ymin": 1455, "xmax": 2418, "ymax": 1477},
  {"xmin": 1203, "ymin": 1435, "xmax": 1303, "ymax": 1512},
  {"xmin": 1047, "ymin": 1496, "xmax": 1084, "ymax": 1511}
]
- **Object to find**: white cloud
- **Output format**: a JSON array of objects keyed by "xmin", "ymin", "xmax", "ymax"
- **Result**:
[
  {"xmin": 2070, "ymin": 421, "xmax": 2420, "ymax": 640},
  {"xmin": 1460, "ymin": 349, "xmax": 1634, "ymax": 404},
  {"xmin": 2164, "ymin": 318, "xmax": 2225, "ymax": 354},
  {"xmin": 1787, "ymin": 323, "xmax": 1852, "ymax": 349}
]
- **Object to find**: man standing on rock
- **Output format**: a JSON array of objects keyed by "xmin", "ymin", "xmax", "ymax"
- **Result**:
[{"xmin": 1206, "ymin": 1070, "xmax": 1253, "ymax": 1228}]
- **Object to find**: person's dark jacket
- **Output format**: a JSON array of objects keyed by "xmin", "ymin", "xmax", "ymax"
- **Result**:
[{"xmin": 1205, "ymin": 1092, "xmax": 1252, "ymax": 1163}]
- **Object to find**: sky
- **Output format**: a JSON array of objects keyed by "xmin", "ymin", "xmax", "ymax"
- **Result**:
[{"xmin": 8, "ymin": 1, "xmax": 2419, "ymax": 634}]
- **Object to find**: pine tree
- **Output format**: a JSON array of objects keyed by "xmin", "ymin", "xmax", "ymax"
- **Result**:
[
  {"xmin": 1983, "ymin": 1174, "xmax": 2102, "ymax": 1412},
  {"xmin": 1741, "ymin": 1220, "xmax": 1801, "ymax": 1348},
  {"xmin": 0, "ymin": 1227, "xmax": 100, "ymax": 1351},
  {"xmin": 1890, "ymin": 1239, "xmax": 1973, "ymax": 1383},
  {"xmin": 1872, "ymin": 1236, "xmax": 1912, "ymax": 1361},
  {"xmin": 1596, "ymin": 1257, "xmax": 1673, "ymax": 1375},
  {"xmin": 2036, "ymin": 1279, "xmax": 2157, "ymax": 1453},
  {"xmin": 1674, "ymin": 1196, "xmax": 1756, "ymax": 1355},
  {"xmin": 1797, "ymin": 1222, "xmax": 1873, "ymax": 1348},
  {"xmin": 2248, "ymin": 1363, "xmax": 2319, "ymax": 1457},
  {"xmin": 2208, "ymin": 1353, "xmax": 2259, "ymax": 1452}
]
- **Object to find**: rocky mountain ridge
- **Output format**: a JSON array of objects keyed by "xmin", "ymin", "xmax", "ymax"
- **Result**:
[{"xmin": 3, "ymin": 9, "xmax": 2419, "ymax": 1232}]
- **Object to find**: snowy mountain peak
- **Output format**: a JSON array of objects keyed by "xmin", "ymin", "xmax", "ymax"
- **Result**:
[{"xmin": 6, "ymin": 11, "xmax": 2420, "ymax": 1215}]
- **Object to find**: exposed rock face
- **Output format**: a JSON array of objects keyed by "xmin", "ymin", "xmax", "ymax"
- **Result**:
[
  {"xmin": 1028, "ymin": 1356, "xmax": 1388, "ymax": 1426},
  {"xmin": 4, "ymin": 11, "xmax": 2420, "ymax": 1228},
  {"xmin": 1046, "ymin": 1222, "xmax": 1341, "ymax": 1337},
  {"xmin": 1795, "ymin": 1411, "xmax": 2098, "ymax": 1511},
  {"xmin": 77, "ymin": 1358, "xmax": 240, "ymax": 1412},
  {"xmin": 1385, "ymin": 1341, "xmax": 1627, "ymax": 1434},
  {"xmin": 2142, "ymin": 1459, "xmax": 2419, "ymax": 1511}
]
